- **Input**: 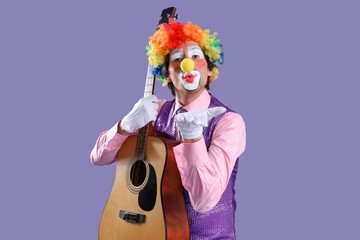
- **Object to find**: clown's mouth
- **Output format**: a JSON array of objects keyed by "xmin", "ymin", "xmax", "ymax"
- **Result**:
[{"xmin": 182, "ymin": 74, "xmax": 198, "ymax": 84}]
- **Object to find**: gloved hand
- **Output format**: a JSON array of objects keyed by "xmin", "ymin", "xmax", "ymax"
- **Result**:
[
  {"xmin": 175, "ymin": 107, "xmax": 226, "ymax": 140},
  {"xmin": 120, "ymin": 95, "xmax": 159, "ymax": 134}
]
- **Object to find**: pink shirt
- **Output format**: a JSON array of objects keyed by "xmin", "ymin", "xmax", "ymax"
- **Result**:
[{"xmin": 90, "ymin": 89, "xmax": 246, "ymax": 213}]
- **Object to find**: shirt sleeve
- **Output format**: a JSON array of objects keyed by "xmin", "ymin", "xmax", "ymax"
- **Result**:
[
  {"xmin": 173, "ymin": 112, "xmax": 246, "ymax": 213},
  {"xmin": 90, "ymin": 120, "xmax": 132, "ymax": 166},
  {"xmin": 90, "ymin": 99, "xmax": 166, "ymax": 166}
]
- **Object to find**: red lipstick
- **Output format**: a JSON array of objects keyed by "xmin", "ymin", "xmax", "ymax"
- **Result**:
[{"xmin": 182, "ymin": 74, "xmax": 198, "ymax": 83}]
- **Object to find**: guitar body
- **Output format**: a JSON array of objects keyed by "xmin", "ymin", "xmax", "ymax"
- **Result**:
[{"xmin": 99, "ymin": 136, "xmax": 189, "ymax": 240}]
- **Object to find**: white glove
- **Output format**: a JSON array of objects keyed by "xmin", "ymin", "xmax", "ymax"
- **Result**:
[
  {"xmin": 120, "ymin": 95, "xmax": 159, "ymax": 133},
  {"xmin": 175, "ymin": 107, "xmax": 226, "ymax": 140}
]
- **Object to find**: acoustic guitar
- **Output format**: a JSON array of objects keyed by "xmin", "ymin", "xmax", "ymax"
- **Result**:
[{"xmin": 99, "ymin": 7, "xmax": 189, "ymax": 240}]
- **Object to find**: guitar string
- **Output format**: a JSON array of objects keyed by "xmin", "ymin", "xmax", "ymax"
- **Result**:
[
  {"xmin": 120, "ymin": 10, "xmax": 176, "ymax": 220},
  {"xmin": 127, "ymin": 63, "xmax": 153, "ymax": 213}
]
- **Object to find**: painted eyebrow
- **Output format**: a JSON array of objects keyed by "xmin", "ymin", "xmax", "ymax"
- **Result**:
[
  {"xmin": 188, "ymin": 46, "xmax": 202, "ymax": 51},
  {"xmin": 171, "ymin": 49, "xmax": 184, "ymax": 56},
  {"xmin": 170, "ymin": 49, "xmax": 184, "ymax": 61}
]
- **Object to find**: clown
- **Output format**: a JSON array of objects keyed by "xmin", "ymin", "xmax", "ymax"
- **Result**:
[{"xmin": 91, "ymin": 18, "xmax": 246, "ymax": 240}]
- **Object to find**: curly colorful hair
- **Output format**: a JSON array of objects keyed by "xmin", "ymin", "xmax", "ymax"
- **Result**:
[{"xmin": 146, "ymin": 18, "xmax": 224, "ymax": 86}]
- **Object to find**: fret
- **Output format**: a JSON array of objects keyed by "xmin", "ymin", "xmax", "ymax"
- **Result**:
[
  {"xmin": 144, "ymin": 91, "xmax": 153, "ymax": 97},
  {"xmin": 145, "ymin": 81, "xmax": 153, "ymax": 85},
  {"xmin": 135, "ymin": 126, "xmax": 148, "ymax": 159},
  {"xmin": 143, "ymin": 64, "xmax": 155, "ymax": 98},
  {"xmin": 136, "ymin": 62, "xmax": 157, "ymax": 159}
]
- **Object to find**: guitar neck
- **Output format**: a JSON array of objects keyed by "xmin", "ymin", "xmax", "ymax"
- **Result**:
[
  {"xmin": 135, "ymin": 63, "xmax": 155, "ymax": 159},
  {"xmin": 144, "ymin": 63, "xmax": 155, "ymax": 97},
  {"xmin": 135, "ymin": 7, "xmax": 178, "ymax": 159}
]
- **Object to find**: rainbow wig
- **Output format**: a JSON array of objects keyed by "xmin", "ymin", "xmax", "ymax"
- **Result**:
[{"xmin": 146, "ymin": 18, "xmax": 224, "ymax": 86}]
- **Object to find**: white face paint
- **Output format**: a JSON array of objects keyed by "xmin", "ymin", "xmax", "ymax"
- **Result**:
[
  {"xmin": 187, "ymin": 46, "xmax": 205, "ymax": 59},
  {"xmin": 170, "ymin": 49, "xmax": 184, "ymax": 62},
  {"xmin": 177, "ymin": 70, "xmax": 201, "ymax": 91},
  {"xmin": 178, "ymin": 46, "xmax": 204, "ymax": 91},
  {"xmin": 170, "ymin": 45, "xmax": 204, "ymax": 91}
]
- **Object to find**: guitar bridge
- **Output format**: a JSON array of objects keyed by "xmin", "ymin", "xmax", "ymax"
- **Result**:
[{"xmin": 119, "ymin": 210, "xmax": 145, "ymax": 223}]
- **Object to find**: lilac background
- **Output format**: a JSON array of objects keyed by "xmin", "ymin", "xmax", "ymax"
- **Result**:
[{"xmin": 1, "ymin": 0, "xmax": 359, "ymax": 239}]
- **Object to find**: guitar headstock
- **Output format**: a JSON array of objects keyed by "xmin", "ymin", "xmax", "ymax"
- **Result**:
[{"xmin": 156, "ymin": 7, "xmax": 178, "ymax": 29}]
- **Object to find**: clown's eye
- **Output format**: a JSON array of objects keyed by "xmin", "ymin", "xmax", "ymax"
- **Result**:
[
  {"xmin": 192, "ymin": 54, "xmax": 201, "ymax": 59},
  {"xmin": 173, "ymin": 57, "xmax": 183, "ymax": 62}
]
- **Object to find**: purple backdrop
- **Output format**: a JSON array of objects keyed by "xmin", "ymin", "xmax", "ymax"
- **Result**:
[{"xmin": 1, "ymin": 0, "xmax": 359, "ymax": 239}]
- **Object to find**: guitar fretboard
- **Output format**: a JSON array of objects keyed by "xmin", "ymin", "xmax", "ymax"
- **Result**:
[
  {"xmin": 135, "ymin": 63, "xmax": 155, "ymax": 159},
  {"xmin": 144, "ymin": 64, "xmax": 155, "ymax": 97},
  {"xmin": 134, "ymin": 6, "xmax": 176, "ymax": 159}
]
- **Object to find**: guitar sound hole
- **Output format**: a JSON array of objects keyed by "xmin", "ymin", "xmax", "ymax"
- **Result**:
[{"xmin": 130, "ymin": 160, "xmax": 146, "ymax": 187}]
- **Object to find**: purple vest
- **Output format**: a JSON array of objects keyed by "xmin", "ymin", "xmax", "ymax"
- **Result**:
[{"xmin": 154, "ymin": 95, "xmax": 239, "ymax": 240}]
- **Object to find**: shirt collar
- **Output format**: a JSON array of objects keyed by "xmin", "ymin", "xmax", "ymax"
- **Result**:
[{"xmin": 172, "ymin": 89, "xmax": 211, "ymax": 117}]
